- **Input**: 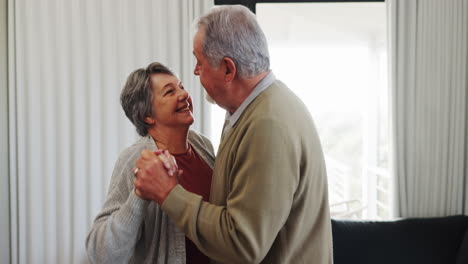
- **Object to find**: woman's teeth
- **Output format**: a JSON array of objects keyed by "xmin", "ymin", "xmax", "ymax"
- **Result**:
[{"xmin": 178, "ymin": 106, "xmax": 189, "ymax": 112}]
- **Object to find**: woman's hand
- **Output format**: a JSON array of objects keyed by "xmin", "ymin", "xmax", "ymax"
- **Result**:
[{"xmin": 154, "ymin": 149, "xmax": 178, "ymax": 176}]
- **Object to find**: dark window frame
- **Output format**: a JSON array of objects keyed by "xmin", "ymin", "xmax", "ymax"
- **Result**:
[{"xmin": 215, "ymin": 0, "xmax": 384, "ymax": 13}]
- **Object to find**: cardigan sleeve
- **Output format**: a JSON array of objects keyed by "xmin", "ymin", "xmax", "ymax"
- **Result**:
[
  {"xmin": 188, "ymin": 130, "xmax": 215, "ymax": 167},
  {"xmin": 162, "ymin": 118, "xmax": 300, "ymax": 263},
  {"xmin": 86, "ymin": 148, "xmax": 150, "ymax": 264}
]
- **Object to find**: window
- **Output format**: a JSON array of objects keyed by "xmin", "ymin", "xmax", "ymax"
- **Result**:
[{"xmin": 209, "ymin": 1, "xmax": 391, "ymax": 220}]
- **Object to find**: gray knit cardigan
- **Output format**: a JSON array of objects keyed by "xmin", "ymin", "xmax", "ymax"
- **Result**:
[{"xmin": 86, "ymin": 130, "xmax": 215, "ymax": 264}]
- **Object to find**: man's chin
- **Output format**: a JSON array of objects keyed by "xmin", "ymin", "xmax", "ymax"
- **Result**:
[{"xmin": 205, "ymin": 93, "xmax": 216, "ymax": 104}]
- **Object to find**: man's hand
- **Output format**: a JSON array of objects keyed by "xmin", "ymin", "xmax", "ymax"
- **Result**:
[{"xmin": 134, "ymin": 149, "xmax": 180, "ymax": 204}]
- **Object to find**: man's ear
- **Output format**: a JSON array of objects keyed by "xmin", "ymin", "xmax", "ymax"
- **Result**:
[
  {"xmin": 144, "ymin": 116, "xmax": 155, "ymax": 125},
  {"xmin": 223, "ymin": 57, "xmax": 236, "ymax": 82}
]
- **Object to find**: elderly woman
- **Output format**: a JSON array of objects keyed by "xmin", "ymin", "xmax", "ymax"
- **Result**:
[{"xmin": 86, "ymin": 62, "xmax": 215, "ymax": 263}]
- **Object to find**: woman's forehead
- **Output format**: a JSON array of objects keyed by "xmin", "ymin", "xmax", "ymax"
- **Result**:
[{"xmin": 150, "ymin": 73, "xmax": 180, "ymax": 90}]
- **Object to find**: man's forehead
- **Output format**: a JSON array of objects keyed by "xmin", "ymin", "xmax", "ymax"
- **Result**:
[
  {"xmin": 193, "ymin": 37, "xmax": 202, "ymax": 54},
  {"xmin": 194, "ymin": 28, "xmax": 206, "ymax": 42}
]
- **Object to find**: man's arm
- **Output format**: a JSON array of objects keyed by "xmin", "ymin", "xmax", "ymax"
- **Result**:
[{"xmin": 137, "ymin": 119, "xmax": 299, "ymax": 263}]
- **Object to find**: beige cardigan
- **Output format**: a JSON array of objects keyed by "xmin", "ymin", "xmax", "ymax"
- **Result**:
[{"xmin": 163, "ymin": 80, "xmax": 334, "ymax": 264}]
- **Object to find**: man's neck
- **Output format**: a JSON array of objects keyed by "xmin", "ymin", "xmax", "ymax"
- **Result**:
[
  {"xmin": 227, "ymin": 71, "xmax": 269, "ymax": 113},
  {"xmin": 148, "ymin": 126, "xmax": 190, "ymax": 154}
]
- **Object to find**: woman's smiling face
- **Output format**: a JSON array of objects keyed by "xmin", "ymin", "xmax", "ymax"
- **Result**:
[{"xmin": 148, "ymin": 73, "xmax": 194, "ymax": 129}]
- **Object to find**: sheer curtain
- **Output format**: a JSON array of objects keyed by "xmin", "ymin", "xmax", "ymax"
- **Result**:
[
  {"xmin": 7, "ymin": 0, "xmax": 213, "ymax": 263},
  {"xmin": 1, "ymin": 0, "xmax": 9, "ymax": 263},
  {"xmin": 388, "ymin": 0, "xmax": 468, "ymax": 217}
]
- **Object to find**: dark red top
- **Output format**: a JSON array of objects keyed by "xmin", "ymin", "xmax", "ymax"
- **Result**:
[{"xmin": 173, "ymin": 145, "xmax": 213, "ymax": 264}]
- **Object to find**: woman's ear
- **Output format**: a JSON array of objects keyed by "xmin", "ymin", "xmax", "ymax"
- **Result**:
[
  {"xmin": 223, "ymin": 57, "xmax": 236, "ymax": 82},
  {"xmin": 144, "ymin": 116, "xmax": 155, "ymax": 125}
]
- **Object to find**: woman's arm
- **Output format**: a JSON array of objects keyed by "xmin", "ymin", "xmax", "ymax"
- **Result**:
[{"xmin": 86, "ymin": 149, "xmax": 150, "ymax": 263}]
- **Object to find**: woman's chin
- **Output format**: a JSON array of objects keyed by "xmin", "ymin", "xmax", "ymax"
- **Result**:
[{"xmin": 181, "ymin": 116, "xmax": 195, "ymax": 127}]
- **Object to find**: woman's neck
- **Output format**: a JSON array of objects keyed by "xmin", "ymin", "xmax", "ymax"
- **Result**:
[{"xmin": 148, "ymin": 126, "xmax": 190, "ymax": 154}]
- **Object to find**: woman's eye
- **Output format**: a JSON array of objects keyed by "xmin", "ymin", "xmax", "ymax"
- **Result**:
[{"xmin": 164, "ymin": 89, "xmax": 174, "ymax": 96}]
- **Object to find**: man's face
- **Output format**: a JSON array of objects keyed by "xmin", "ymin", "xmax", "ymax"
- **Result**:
[{"xmin": 193, "ymin": 29, "xmax": 226, "ymax": 106}]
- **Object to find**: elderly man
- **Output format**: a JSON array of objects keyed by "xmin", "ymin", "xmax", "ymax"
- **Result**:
[{"xmin": 135, "ymin": 5, "xmax": 333, "ymax": 264}]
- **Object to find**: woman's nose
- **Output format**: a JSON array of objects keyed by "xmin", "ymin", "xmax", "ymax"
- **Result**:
[{"xmin": 178, "ymin": 89, "xmax": 189, "ymax": 100}]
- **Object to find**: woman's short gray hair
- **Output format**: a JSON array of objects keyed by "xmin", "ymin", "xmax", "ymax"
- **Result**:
[
  {"xmin": 120, "ymin": 62, "xmax": 175, "ymax": 137},
  {"xmin": 197, "ymin": 5, "xmax": 270, "ymax": 78}
]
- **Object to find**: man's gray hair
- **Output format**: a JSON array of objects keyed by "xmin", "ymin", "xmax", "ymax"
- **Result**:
[
  {"xmin": 197, "ymin": 5, "xmax": 270, "ymax": 78},
  {"xmin": 120, "ymin": 62, "xmax": 175, "ymax": 137}
]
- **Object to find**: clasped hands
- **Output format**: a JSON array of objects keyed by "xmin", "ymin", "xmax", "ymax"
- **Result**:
[{"xmin": 133, "ymin": 149, "xmax": 181, "ymax": 204}]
